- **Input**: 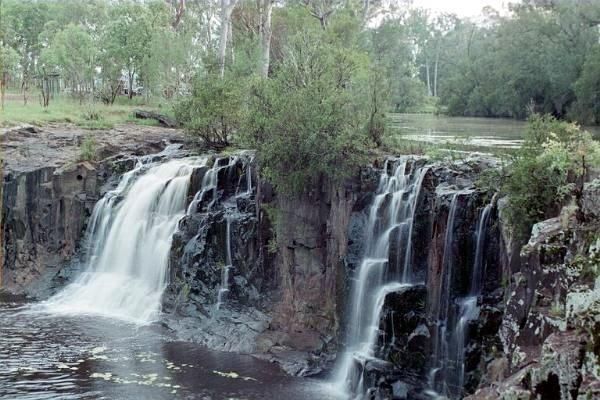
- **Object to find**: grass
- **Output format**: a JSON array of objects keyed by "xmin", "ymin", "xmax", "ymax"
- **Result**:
[{"xmin": 0, "ymin": 92, "xmax": 173, "ymax": 129}]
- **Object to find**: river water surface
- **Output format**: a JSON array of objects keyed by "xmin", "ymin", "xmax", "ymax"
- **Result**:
[
  {"xmin": 388, "ymin": 113, "xmax": 600, "ymax": 150},
  {"xmin": 0, "ymin": 299, "xmax": 338, "ymax": 400}
]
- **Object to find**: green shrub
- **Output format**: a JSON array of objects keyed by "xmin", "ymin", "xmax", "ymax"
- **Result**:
[
  {"xmin": 240, "ymin": 29, "xmax": 370, "ymax": 194},
  {"xmin": 79, "ymin": 135, "xmax": 97, "ymax": 161},
  {"xmin": 174, "ymin": 73, "xmax": 245, "ymax": 148},
  {"xmin": 503, "ymin": 114, "xmax": 600, "ymax": 240}
]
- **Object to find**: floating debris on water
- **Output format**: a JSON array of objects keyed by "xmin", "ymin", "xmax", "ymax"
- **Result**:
[{"xmin": 212, "ymin": 370, "xmax": 258, "ymax": 382}]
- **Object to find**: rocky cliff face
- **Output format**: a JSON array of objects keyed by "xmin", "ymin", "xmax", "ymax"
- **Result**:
[
  {"xmin": 2, "ymin": 162, "xmax": 99, "ymax": 295},
  {"xmin": 163, "ymin": 155, "xmax": 380, "ymax": 375},
  {"xmin": 262, "ymin": 173, "xmax": 378, "ymax": 362},
  {"xmin": 3, "ymin": 125, "xmax": 599, "ymax": 399},
  {"xmin": 338, "ymin": 157, "xmax": 506, "ymax": 399},
  {"xmin": 466, "ymin": 180, "xmax": 600, "ymax": 400},
  {"xmin": 162, "ymin": 153, "xmax": 273, "ymax": 353}
]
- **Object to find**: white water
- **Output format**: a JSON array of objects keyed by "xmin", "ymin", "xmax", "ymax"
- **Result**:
[
  {"xmin": 430, "ymin": 192, "xmax": 462, "ymax": 390},
  {"xmin": 216, "ymin": 216, "xmax": 233, "ymax": 309},
  {"xmin": 453, "ymin": 203, "xmax": 492, "ymax": 394},
  {"xmin": 333, "ymin": 158, "xmax": 427, "ymax": 395},
  {"xmin": 43, "ymin": 158, "xmax": 199, "ymax": 324},
  {"xmin": 431, "ymin": 200, "xmax": 492, "ymax": 398}
]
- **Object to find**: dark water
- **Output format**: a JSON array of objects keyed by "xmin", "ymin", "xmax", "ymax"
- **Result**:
[{"xmin": 0, "ymin": 300, "xmax": 340, "ymax": 400}]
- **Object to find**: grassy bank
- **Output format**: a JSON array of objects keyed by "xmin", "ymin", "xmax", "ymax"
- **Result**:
[{"xmin": 0, "ymin": 94, "xmax": 174, "ymax": 129}]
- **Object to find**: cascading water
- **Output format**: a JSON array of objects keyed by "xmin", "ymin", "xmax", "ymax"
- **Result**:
[
  {"xmin": 334, "ymin": 158, "xmax": 428, "ymax": 396},
  {"xmin": 42, "ymin": 157, "xmax": 201, "ymax": 324},
  {"xmin": 216, "ymin": 215, "xmax": 233, "ymax": 309},
  {"xmin": 183, "ymin": 155, "xmax": 252, "ymax": 309},
  {"xmin": 429, "ymin": 192, "xmax": 463, "ymax": 394},
  {"xmin": 453, "ymin": 203, "xmax": 492, "ymax": 394},
  {"xmin": 430, "ymin": 200, "xmax": 492, "ymax": 398}
]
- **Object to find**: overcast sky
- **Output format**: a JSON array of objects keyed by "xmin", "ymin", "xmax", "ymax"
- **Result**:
[{"xmin": 414, "ymin": 0, "xmax": 511, "ymax": 17}]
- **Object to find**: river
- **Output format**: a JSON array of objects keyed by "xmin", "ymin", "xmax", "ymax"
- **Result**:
[
  {"xmin": 388, "ymin": 113, "xmax": 600, "ymax": 150},
  {"xmin": 0, "ymin": 298, "xmax": 339, "ymax": 400}
]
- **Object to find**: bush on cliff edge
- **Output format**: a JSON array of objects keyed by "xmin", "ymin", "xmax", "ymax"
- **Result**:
[
  {"xmin": 503, "ymin": 114, "xmax": 600, "ymax": 240},
  {"xmin": 240, "ymin": 26, "xmax": 373, "ymax": 195}
]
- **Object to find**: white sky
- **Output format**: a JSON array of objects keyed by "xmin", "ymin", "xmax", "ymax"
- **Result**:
[{"xmin": 413, "ymin": 0, "xmax": 511, "ymax": 17}]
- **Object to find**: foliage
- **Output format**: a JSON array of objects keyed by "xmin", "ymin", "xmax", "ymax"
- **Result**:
[
  {"xmin": 437, "ymin": 2, "xmax": 599, "ymax": 122},
  {"xmin": 571, "ymin": 45, "xmax": 600, "ymax": 125},
  {"xmin": 240, "ymin": 26, "xmax": 370, "ymax": 194},
  {"xmin": 1, "ymin": 0, "xmax": 599, "ymax": 124},
  {"xmin": 79, "ymin": 135, "xmax": 97, "ymax": 161},
  {"xmin": 503, "ymin": 114, "xmax": 600, "ymax": 240},
  {"xmin": 40, "ymin": 24, "xmax": 95, "ymax": 102},
  {"xmin": 174, "ymin": 73, "xmax": 245, "ymax": 148}
]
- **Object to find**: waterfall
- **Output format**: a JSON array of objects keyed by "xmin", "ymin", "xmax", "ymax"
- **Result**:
[
  {"xmin": 430, "ymin": 200, "xmax": 492, "ymax": 398},
  {"xmin": 454, "ymin": 203, "xmax": 492, "ymax": 394},
  {"xmin": 216, "ymin": 215, "xmax": 233, "ymax": 309},
  {"xmin": 42, "ymin": 157, "xmax": 200, "ymax": 324},
  {"xmin": 471, "ymin": 204, "xmax": 492, "ymax": 295},
  {"xmin": 333, "ymin": 158, "xmax": 427, "ymax": 396},
  {"xmin": 430, "ymin": 192, "xmax": 462, "ymax": 394}
]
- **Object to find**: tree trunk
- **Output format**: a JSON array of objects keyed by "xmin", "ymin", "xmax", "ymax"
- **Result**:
[
  {"xmin": 218, "ymin": 0, "xmax": 238, "ymax": 78},
  {"xmin": 0, "ymin": 73, "xmax": 6, "ymax": 111},
  {"xmin": 228, "ymin": 19, "xmax": 234, "ymax": 65},
  {"xmin": 362, "ymin": 0, "xmax": 370, "ymax": 25},
  {"xmin": 433, "ymin": 48, "xmax": 439, "ymax": 97},
  {"xmin": 259, "ymin": 0, "xmax": 273, "ymax": 78},
  {"xmin": 22, "ymin": 73, "xmax": 29, "ymax": 106},
  {"xmin": 172, "ymin": 0, "xmax": 186, "ymax": 29},
  {"xmin": 425, "ymin": 60, "xmax": 432, "ymax": 97},
  {"xmin": 128, "ymin": 69, "xmax": 134, "ymax": 100}
]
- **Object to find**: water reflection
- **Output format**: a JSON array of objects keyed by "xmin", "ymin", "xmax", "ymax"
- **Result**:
[
  {"xmin": 388, "ymin": 113, "xmax": 526, "ymax": 149},
  {"xmin": 0, "ymin": 300, "xmax": 339, "ymax": 399},
  {"xmin": 388, "ymin": 113, "xmax": 600, "ymax": 150}
]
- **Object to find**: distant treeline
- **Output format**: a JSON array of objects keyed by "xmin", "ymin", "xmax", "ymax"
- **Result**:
[
  {"xmin": 434, "ymin": 1, "xmax": 600, "ymax": 125},
  {"xmin": 0, "ymin": 0, "xmax": 598, "ymax": 124}
]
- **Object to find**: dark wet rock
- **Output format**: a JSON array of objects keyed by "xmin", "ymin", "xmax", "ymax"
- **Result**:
[
  {"xmin": 2, "ymin": 163, "xmax": 99, "ymax": 296},
  {"xmin": 163, "ymin": 154, "xmax": 274, "ymax": 354}
]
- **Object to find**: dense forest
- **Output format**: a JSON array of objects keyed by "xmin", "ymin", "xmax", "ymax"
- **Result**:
[{"xmin": 1, "ymin": 0, "xmax": 599, "ymax": 123}]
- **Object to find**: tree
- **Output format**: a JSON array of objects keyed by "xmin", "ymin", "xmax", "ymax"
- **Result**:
[
  {"xmin": 241, "ymin": 26, "xmax": 370, "ymax": 193},
  {"xmin": 174, "ymin": 72, "xmax": 244, "ymax": 147},
  {"xmin": 436, "ymin": 1, "xmax": 599, "ymax": 121},
  {"xmin": 572, "ymin": 45, "xmax": 600, "ymax": 124},
  {"xmin": 503, "ymin": 114, "xmax": 600, "ymax": 240},
  {"xmin": 102, "ymin": 3, "xmax": 153, "ymax": 100},
  {"xmin": 3, "ymin": 0, "xmax": 50, "ymax": 105},
  {"xmin": 0, "ymin": 0, "xmax": 20, "ymax": 110},
  {"xmin": 41, "ymin": 24, "xmax": 96, "ymax": 103}
]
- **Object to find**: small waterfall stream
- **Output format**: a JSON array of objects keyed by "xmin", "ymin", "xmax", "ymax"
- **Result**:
[
  {"xmin": 217, "ymin": 215, "xmax": 233, "ymax": 309},
  {"xmin": 334, "ymin": 158, "xmax": 428, "ymax": 395},
  {"xmin": 43, "ymin": 157, "xmax": 201, "ymax": 323},
  {"xmin": 334, "ymin": 156, "xmax": 494, "ymax": 399},
  {"xmin": 431, "ymin": 200, "xmax": 492, "ymax": 398}
]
